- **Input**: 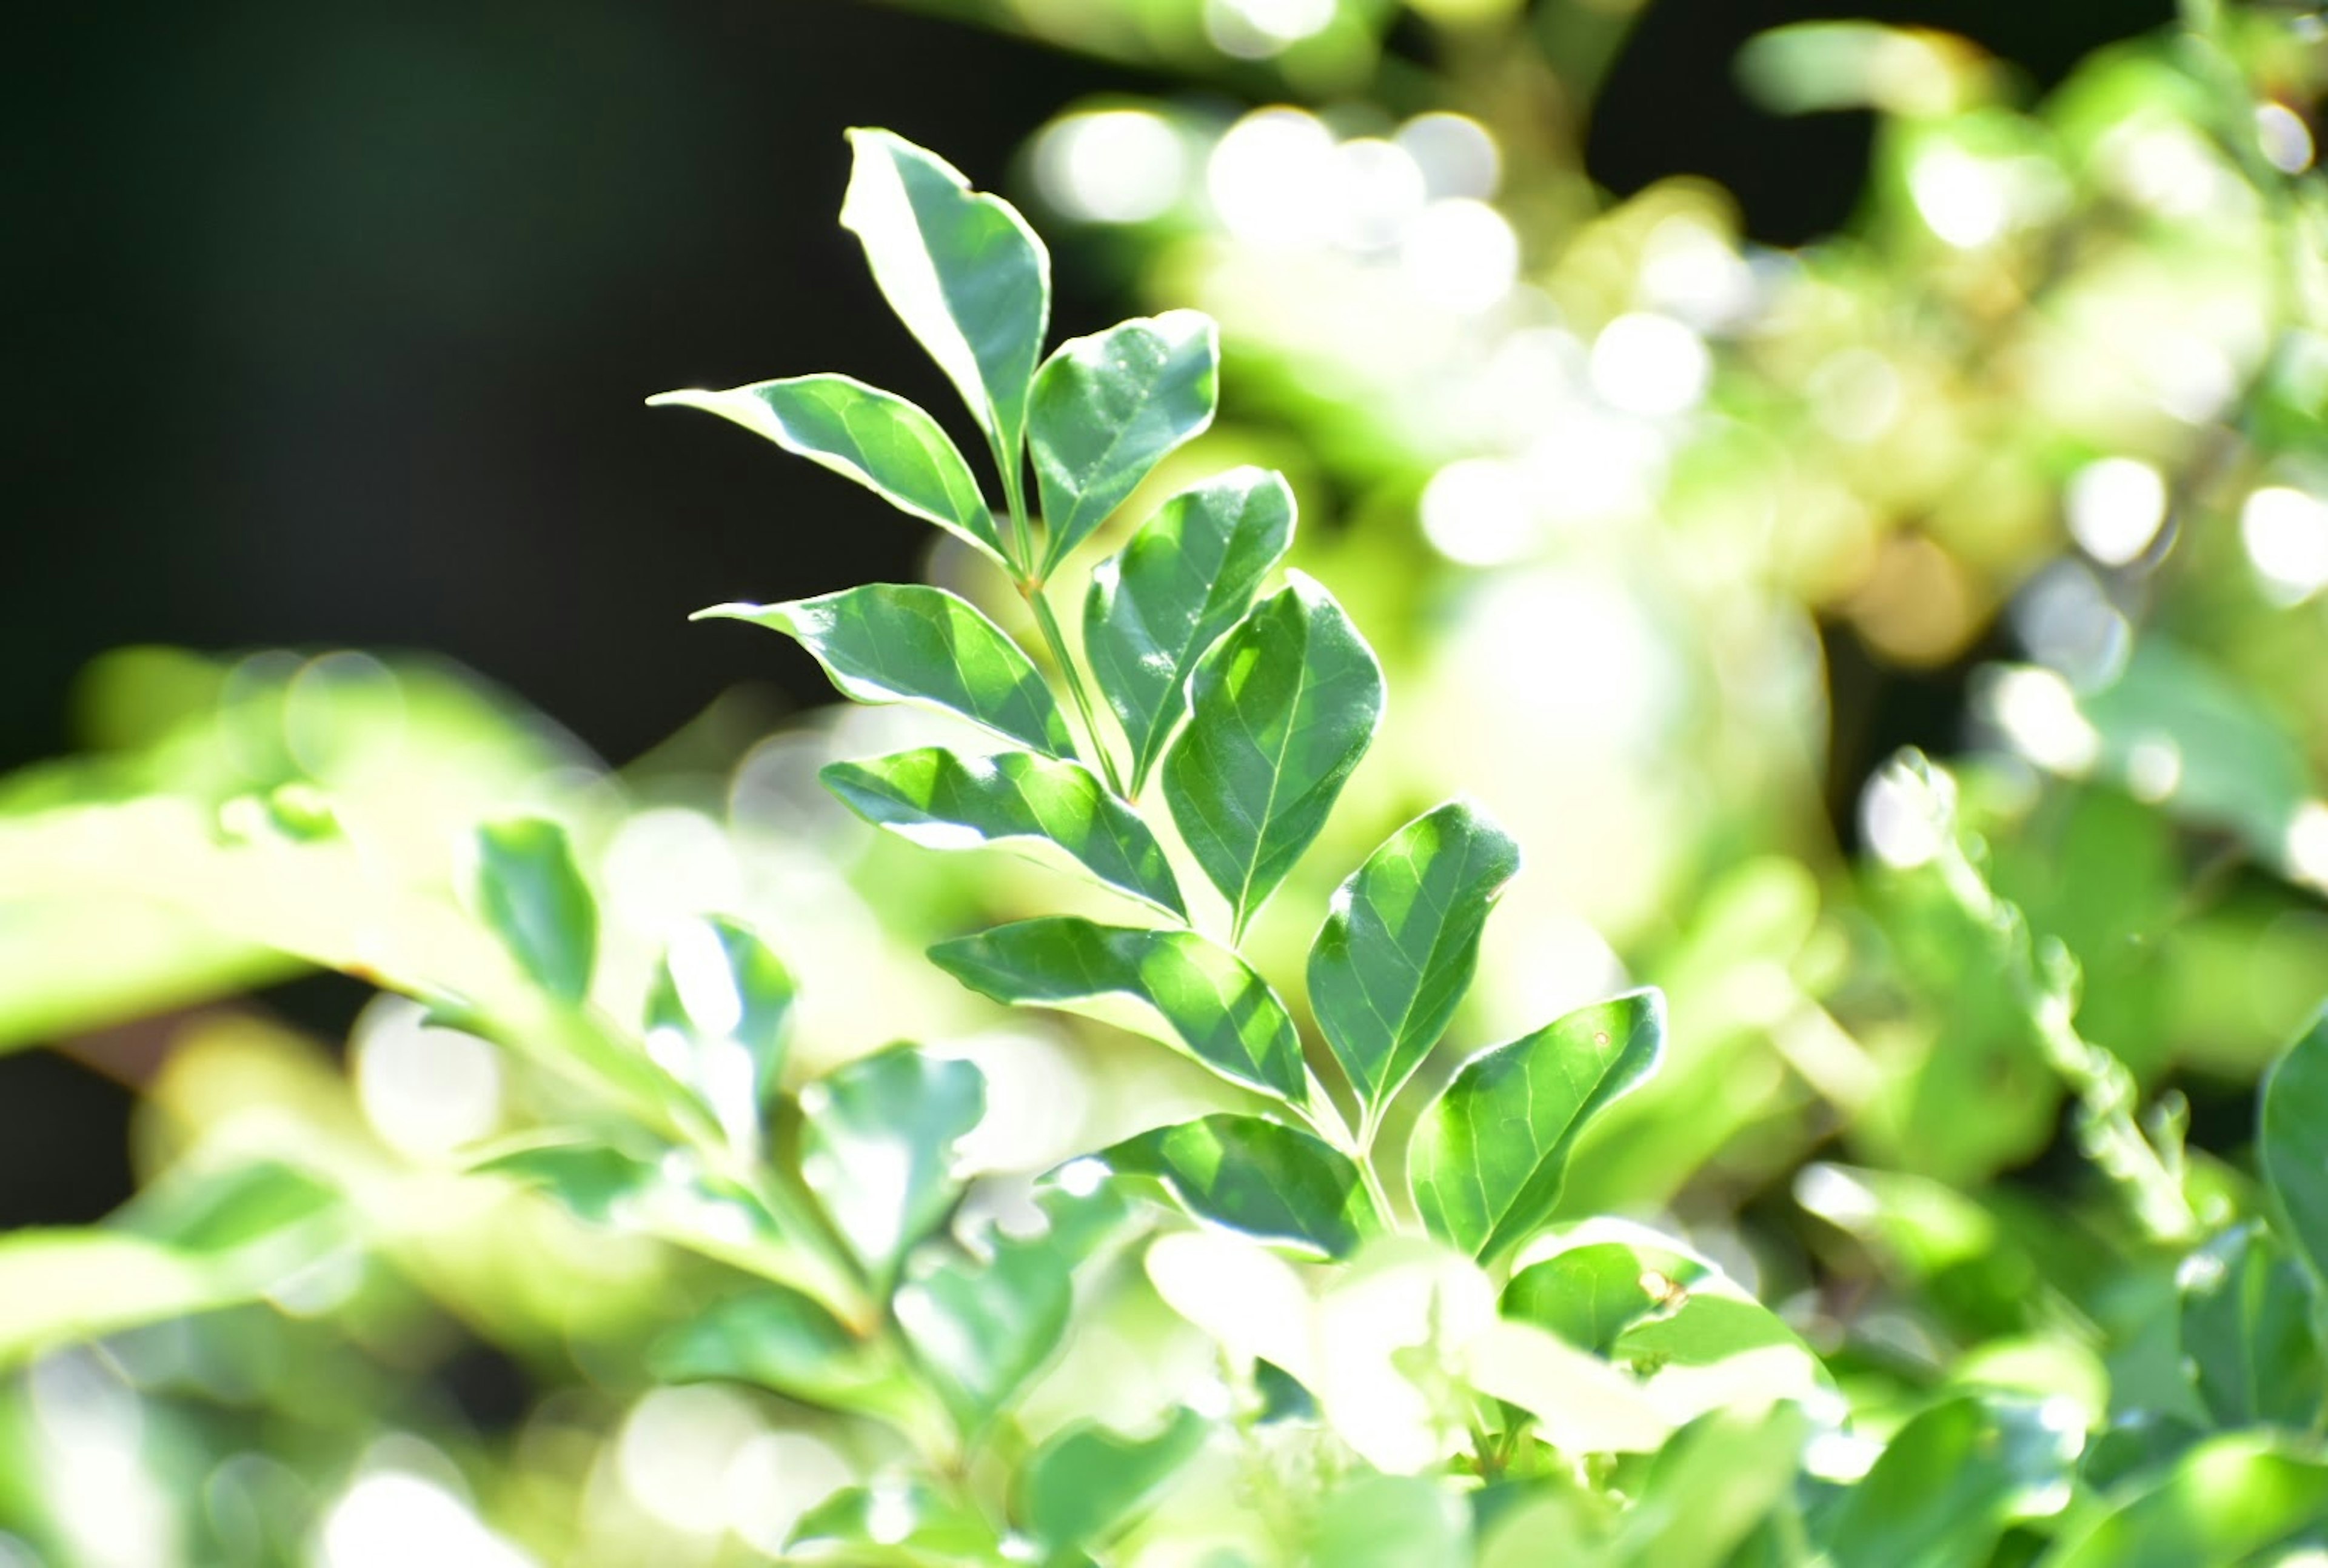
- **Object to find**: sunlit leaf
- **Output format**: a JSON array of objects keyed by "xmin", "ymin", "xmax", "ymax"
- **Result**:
[
  {"xmin": 1083, "ymin": 467, "xmax": 1296, "ymax": 792},
  {"xmin": 823, "ymin": 747, "xmax": 1185, "ymax": 918},
  {"xmin": 1163, "ymin": 574, "xmax": 1384, "ymax": 937},
  {"xmin": 2261, "ymin": 1010, "xmax": 2328, "ymax": 1286},
  {"xmin": 1503, "ymin": 1239, "xmax": 1709, "ymax": 1355},
  {"xmin": 1818, "ymin": 1394, "xmax": 2084, "ymax": 1568},
  {"xmin": 1597, "ymin": 1404, "xmax": 1812, "ymax": 1568},
  {"xmin": 644, "ymin": 914, "xmax": 796, "ymax": 1144},
  {"xmin": 840, "ymin": 128, "xmax": 1048, "ymax": 464},
  {"xmin": 651, "ymin": 1287, "xmax": 895, "ymax": 1415},
  {"xmin": 1015, "ymin": 1409, "xmax": 1209, "ymax": 1555},
  {"xmin": 798, "ymin": 1047, "xmax": 985, "ymax": 1283},
  {"xmin": 697, "ymin": 585, "xmax": 1074, "ymax": 758},
  {"xmin": 1308, "ymin": 799, "xmax": 1520, "ymax": 1121},
  {"xmin": 1306, "ymin": 1474, "xmax": 1473, "ymax": 1567},
  {"xmin": 789, "ymin": 1475, "xmax": 1001, "ymax": 1563},
  {"xmin": 1094, "ymin": 1113, "xmax": 1378, "ymax": 1260},
  {"xmin": 1410, "ymin": 990, "xmax": 1665, "ymax": 1263},
  {"xmin": 894, "ymin": 1227, "xmax": 1073, "ymax": 1431},
  {"xmin": 2044, "ymin": 1433, "xmax": 2328, "ymax": 1567},
  {"xmin": 473, "ymin": 816, "xmax": 597, "ymax": 1005},
  {"xmin": 2176, "ymin": 1222, "xmax": 2324, "ymax": 1431},
  {"xmin": 928, "ymin": 916, "xmax": 1306, "ymax": 1101},
  {"xmin": 647, "ymin": 375, "xmax": 1009, "ymax": 570},
  {"xmin": 1030, "ymin": 311, "xmax": 1219, "ymax": 573}
]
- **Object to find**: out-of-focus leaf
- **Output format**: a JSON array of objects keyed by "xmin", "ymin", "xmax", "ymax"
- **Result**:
[
  {"xmin": 1306, "ymin": 1474, "xmax": 1472, "ymax": 1567},
  {"xmin": 473, "ymin": 1137, "xmax": 660, "ymax": 1226},
  {"xmin": 1093, "ymin": 1113, "xmax": 1378, "ymax": 1261},
  {"xmin": 120, "ymin": 1157, "xmax": 339, "ymax": 1255},
  {"xmin": 840, "ymin": 128, "xmax": 1048, "ymax": 463},
  {"xmin": 789, "ymin": 1475, "xmax": 1001, "ymax": 1564},
  {"xmin": 646, "ymin": 375, "xmax": 1009, "ymax": 570},
  {"xmin": 651, "ymin": 1287, "xmax": 893, "ymax": 1415},
  {"xmin": 1410, "ymin": 991, "xmax": 1665, "ymax": 1263},
  {"xmin": 2178, "ymin": 1223, "xmax": 2324, "ymax": 1431},
  {"xmin": 1163, "ymin": 574, "xmax": 1384, "ymax": 936},
  {"xmin": 894, "ymin": 1227, "xmax": 1073, "ymax": 1432},
  {"xmin": 2044, "ymin": 1434, "xmax": 2328, "ymax": 1567},
  {"xmin": 1460, "ymin": 1317, "xmax": 1673, "ymax": 1455},
  {"xmin": 1308, "ymin": 799, "xmax": 1520, "ymax": 1122},
  {"xmin": 1594, "ymin": 1404, "xmax": 1812, "ymax": 1568},
  {"xmin": 823, "ymin": 747, "xmax": 1185, "ymax": 918},
  {"xmin": 1015, "ymin": 1409, "xmax": 1209, "ymax": 1556},
  {"xmin": 1818, "ymin": 1394, "xmax": 2084, "ymax": 1568},
  {"xmin": 1030, "ymin": 311, "xmax": 1219, "ymax": 573},
  {"xmin": 929, "ymin": 916, "xmax": 1306, "ymax": 1102},
  {"xmin": 644, "ymin": 914, "xmax": 796, "ymax": 1144},
  {"xmin": 2081, "ymin": 1413, "xmax": 2208, "ymax": 1496},
  {"xmin": 2261, "ymin": 1010, "xmax": 2328, "ymax": 1287},
  {"xmin": 1084, "ymin": 467, "xmax": 1295, "ymax": 792},
  {"xmin": 697, "ymin": 586, "xmax": 1074, "ymax": 759},
  {"xmin": 473, "ymin": 816, "xmax": 597, "ymax": 1005},
  {"xmin": 798, "ymin": 1047, "xmax": 985, "ymax": 1283}
]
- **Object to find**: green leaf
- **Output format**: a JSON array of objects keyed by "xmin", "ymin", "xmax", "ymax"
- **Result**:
[
  {"xmin": 822, "ymin": 748, "xmax": 1184, "ymax": 919},
  {"xmin": 1015, "ymin": 1409, "xmax": 1209, "ymax": 1555},
  {"xmin": 1502, "ymin": 1239, "xmax": 1708, "ymax": 1355},
  {"xmin": 1409, "ymin": 990, "xmax": 1665, "ymax": 1263},
  {"xmin": 789, "ymin": 1476, "xmax": 1001, "ymax": 1563},
  {"xmin": 840, "ymin": 128, "xmax": 1049, "ymax": 466},
  {"xmin": 473, "ymin": 1137, "xmax": 658, "ymax": 1226},
  {"xmin": 697, "ymin": 585, "xmax": 1074, "ymax": 758},
  {"xmin": 894, "ymin": 1227, "xmax": 1073, "ymax": 1431},
  {"xmin": 651, "ymin": 1287, "xmax": 893, "ymax": 1414},
  {"xmin": 1092, "ymin": 1114, "xmax": 1379, "ymax": 1261},
  {"xmin": 1163, "ymin": 573, "xmax": 1385, "ymax": 936},
  {"xmin": 798, "ymin": 1047, "xmax": 985, "ymax": 1283},
  {"xmin": 2178, "ymin": 1222, "xmax": 2325, "ymax": 1431},
  {"xmin": 2261, "ymin": 1010, "xmax": 2328, "ymax": 1287},
  {"xmin": 646, "ymin": 375, "xmax": 1008, "ymax": 570},
  {"xmin": 2043, "ymin": 1434, "xmax": 2328, "ymax": 1568},
  {"xmin": 1307, "ymin": 1475, "xmax": 1473, "ymax": 1568},
  {"xmin": 1085, "ymin": 467, "xmax": 1296, "ymax": 793},
  {"xmin": 1029, "ymin": 312, "xmax": 1220, "ymax": 574},
  {"xmin": 1818, "ymin": 1394, "xmax": 2084, "ymax": 1568},
  {"xmin": 928, "ymin": 916, "xmax": 1306, "ymax": 1103},
  {"xmin": 1308, "ymin": 799, "xmax": 1521, "ymax": 1121},
  {"xmin": 644, "ymin": 914, "xmax": 797, "ymax": 1144},
  {"xmin": 473, "ymin": 816, "xmax": 597, "ymax": 1004},
  {"xmin": 1598, "ymin": 1404, "xmax": 1811, "ymax": 1568}
]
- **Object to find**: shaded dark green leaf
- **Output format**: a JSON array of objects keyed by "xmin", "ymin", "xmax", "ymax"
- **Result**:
[
  {"xmin": 823, "ymin": 747, "xmax": 1184, "ymax": 918},
  {"xmin": 1163, "ymin": 574, "xmax": 1384, "ymax": 937},
  {"xmin": 2178, "ymin": 1222, "xmax": 2324, "ymax": 1431},
  {"xmin": 840, "ymin": 128, "xmax": 1048, "ymax": 463},
  {"xmin": 644, "ymin": 914, "xmax": 796, "ymax": 1143},
  {"xmin": 1308, "ymin": 799, "xmax": 1520, "ymax": 1121},
  {"xmin": 2045, "ymin": 1433, "xmax": 2328, "ymax": 1568},
  {"xmin": 473, "ymin": 816, "xmax": 597, "ymax": 1004},
  {"xmin": 1016, "ymin": 1409, "xmax": 1209, "ymax": 1555},
  {"xmin": 1094, "ymin": 1113, "xmax": 1378, "ymax": 1261},
  {"xmin": 1085, "ymin": 468, "xmax": 1295, "ymax": 793},
  {"xmin": 798, "ymin": 1047, "xmax": 985, "ymax": 1283},
  {"xmin": 647, "ymin": 375, "xmax": 1008, "ymax": 569},
  {"xmin": 929, "ymin": 916, "xmax": 1305, "ymax": 1102},
  {"xmin": 1410, "ymin": 990, "xmax": 1665, "ymax": 1263},
  {"xmin": 1030, "ymin": 312, "xmax": 1219, "ymax": 573},
  {"xmin": 1819, "ymin": 1395, "xmax": 2083, "ymax": 1568},
  {"xmin": 697, "ymin": 585, "xmax": 1074, "ymax": 758},
  {"xmin": 2262, "ymin": 1010, "xmax": 2328, "ymax": 1287}
]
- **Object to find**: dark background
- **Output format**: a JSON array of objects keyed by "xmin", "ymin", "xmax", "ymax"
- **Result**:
[{"xmin": 4, "ymin": 0, "xmax": 2171, "ymax": 1226}]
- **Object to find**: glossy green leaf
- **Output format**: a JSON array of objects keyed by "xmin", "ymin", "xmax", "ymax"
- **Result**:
[
  {"xmin": 822, "ymin": 747, "xmax": 1184, "ymax": 918},
  {"xmin": 2261, "ymin": 1010, "xmax": 2328, "ymax": 1286},
  {"xmin": 473, "ymin": 816, "xmax": 597, "ymax": 1004},
  {"xmin": 696, "ymin": 585, "xmax": 1074, "ymax": 758},
  {"xmin": 1409, "ymin": 990, "xmax": 1665, "ymax": 1263},
  {"xmin": 1819, "ymin": 1395, "xmax": 2083, "ymax": 1568},
  {"xmin": 2177, "ymin": 1223, "xmax": 2324, "ymax": 1431},
  {"xmin": 1083, "ymin": 467, "xmax": 1296, "ymax": 791},
  {"xmin": 1307, "ymin": 1475, "xmax": 1473, "ymax": 1568},
  {"xmin": 894, "ymin": 1227, "xmax": 1073, "ymax": 1431},
  {"xmin": 1094, "ymin": 1114, "xmax": 1379, "ymax": 1261},
  {"xmin": 928, "ymin": 916, "xmax": 1306, "ymax": 1102},
  {"xmin": 2045, "ymin": 1434, "xmax": 2328, "ymax": 1568},
  {"xmin": 1015, "ymin": 1409, "xmax": 1209, "ymax": 1555},
  {"xmin": 1502, "ymin": 1239, "xmax": 1710, "ymax": 1355},
  {"xmin": 789, "ymin": 1476, "xmax": 1000, "ymax": 1563},
  {"xmin": 646, "ymin": 375, "xmax": 1008, "ymax": 570},
  {"xmin": 1029, "ymin": 311, "xmax": 1220, "ymax": 573},
  {"xmin": 840, "ymin": 128, "xmax": 1048, "ymax": 463},
  {"xmin": 1308, "ymin": 799, "xmax": 1520, "ymax": 1120},
  {"xmin": 1163, "ymin": 573, "xmax": 1385, "ymax": 936},
  {"xmin": 798, "ymin": 1047, "xmax": 985, "ymax": 1283},
  {"xmin": 651, "ymin": 1287, "xmax": 894, "ymax": 1415},
  {"xmin": 644, "ymin": 914, "xmax": 797, "ymax": 1143}
]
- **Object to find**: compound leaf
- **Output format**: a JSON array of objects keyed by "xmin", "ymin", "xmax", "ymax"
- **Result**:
[{"xmin": 697, "ymin": 585, "xmax": 1074, "ymax": 759}]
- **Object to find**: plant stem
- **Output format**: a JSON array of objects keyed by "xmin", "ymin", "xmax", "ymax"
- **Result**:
[{"xmin": 1024, "ymin": 583, "xmax": 1128, "ymax": 797}]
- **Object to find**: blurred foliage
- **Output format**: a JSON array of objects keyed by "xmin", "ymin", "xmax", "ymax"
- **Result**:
[{"xmin": 8, "ymin": 0, "xmax": 2328, "ymax": 1563}]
